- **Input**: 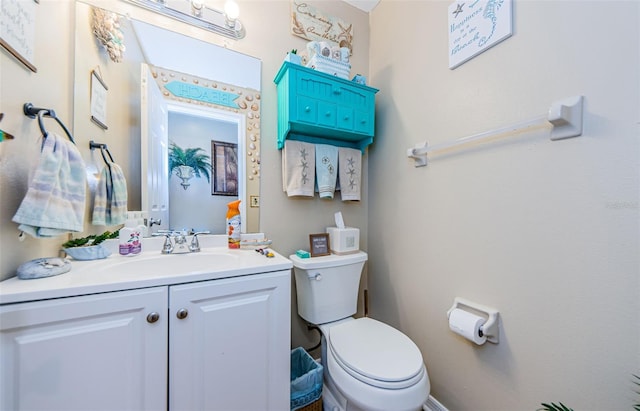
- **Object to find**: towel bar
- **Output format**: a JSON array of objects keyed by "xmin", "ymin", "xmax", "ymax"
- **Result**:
[{"xmin": 407, "ymin": 96, "xmax": 584, "ymax": 167}]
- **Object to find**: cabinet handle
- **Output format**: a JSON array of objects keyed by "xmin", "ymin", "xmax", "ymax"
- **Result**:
[
  {"xmin": 146, "ymin": 312, "xmax": 160, "ymax": 323},
  {"xmin": 325, "ymin": 112, "xmax": 331, "ymax": 117},
  {"xmin": 333, "ymin": 89, "xmax": 342, "ymax": 95},
  {"xmin": 176, "ymin": 308, "xmax": 189, "ymax": 320},
  {"xmin": 305, "ymin": 106, "xmax": 311, "ymax": 112},
  {"xmin": 344, "ymin": 116, "xmax": 350, "ymax": 120}
]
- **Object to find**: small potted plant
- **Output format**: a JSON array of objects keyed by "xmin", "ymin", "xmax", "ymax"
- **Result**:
[
  {"xmin": 285, "ymin": 49, "xmax": 302, "ymax": 65},
  {"xmin": 62, "ymin": 230, "xmax": 119, "ymax": 260},
  {"xmin": 168, "ymin": 142, "xmax": 211, "ymax": 190}
]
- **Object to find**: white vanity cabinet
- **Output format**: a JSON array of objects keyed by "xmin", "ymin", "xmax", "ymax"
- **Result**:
[
  {"xmin": 0, "ymin": 254, "xmax": 291, "ymax": 411},
  {"xmin": 169, "ymin": 271, "xmax": 291, "ymax": 410},
  {"xmin": 0, "ymin": 287, "xmax": 169, "ymax": 411}
]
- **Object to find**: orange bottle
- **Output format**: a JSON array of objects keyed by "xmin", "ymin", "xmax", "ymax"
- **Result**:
[{"xmin": 226, "ymin": 200, "xmax": 241, "ymax": 249}]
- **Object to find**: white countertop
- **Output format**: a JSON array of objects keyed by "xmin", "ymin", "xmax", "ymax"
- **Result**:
[{"xmin": 0, "ymin": 235, "xmax": 292, "ymax": 305}]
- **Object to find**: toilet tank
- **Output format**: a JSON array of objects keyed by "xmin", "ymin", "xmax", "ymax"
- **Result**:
[{"xmin": 290, "ymin": 251, "xmax": 367, "ymax": 325}]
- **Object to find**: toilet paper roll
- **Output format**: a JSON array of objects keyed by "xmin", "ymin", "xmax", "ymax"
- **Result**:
[{"xmin": 448, "ymin": 308, "xmax": 487, "ymax": 345}]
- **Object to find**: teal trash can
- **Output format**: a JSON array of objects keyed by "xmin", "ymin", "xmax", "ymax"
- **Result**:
[{"xmin": 290, "ymin": 347, "xmax": 323, "ymax": 411}]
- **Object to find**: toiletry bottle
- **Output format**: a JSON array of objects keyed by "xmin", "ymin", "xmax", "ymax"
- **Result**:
[
  {"xmin": 226, "ymin": 200, "xmax": 241, "ymax": 249},
  {"xmin": 119, "ymin": 220, "xmax": 143, "ymax": 256}
]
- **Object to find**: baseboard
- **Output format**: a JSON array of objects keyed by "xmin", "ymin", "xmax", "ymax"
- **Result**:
[{"xmin": 423, "ymin": 395, "xmax": 449, "ymax": 411}]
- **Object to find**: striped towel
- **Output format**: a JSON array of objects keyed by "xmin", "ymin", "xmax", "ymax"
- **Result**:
[
  {"xmin": 12, "ymin": 133, "xmax": 87, "ymax": 237},
  {"xmin": 92, "ymin": 160, "xmax": 128, "ymax": 226}
]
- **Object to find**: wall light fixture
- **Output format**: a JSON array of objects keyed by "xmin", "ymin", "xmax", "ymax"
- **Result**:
[{"xmin": 125, "ymin": 0, "xmax": 245, "ymax": 39}]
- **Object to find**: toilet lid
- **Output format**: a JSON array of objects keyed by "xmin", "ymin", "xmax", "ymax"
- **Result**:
[{"xmin": 328, "ymin": 318, "xmax": 424, "ymax": 388}]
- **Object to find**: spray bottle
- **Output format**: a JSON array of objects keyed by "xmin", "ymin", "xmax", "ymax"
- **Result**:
[{"xmin": 226, "ymin": 200, "xmax": 241, "ymax": 249}]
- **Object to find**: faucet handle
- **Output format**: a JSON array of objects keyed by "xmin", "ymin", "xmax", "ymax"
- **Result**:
[
  {"xmin": 189, "ymin": 231, "xmax": 210, "ymax": 252},
  {"xmin": 153, "ymin": 232, "xmax": 174, "ymax": 254}
]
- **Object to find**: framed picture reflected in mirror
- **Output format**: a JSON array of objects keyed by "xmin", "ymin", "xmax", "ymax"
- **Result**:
[{"xmin": 212, "ymin": 140, "xmax": 238, "ymax": 196}]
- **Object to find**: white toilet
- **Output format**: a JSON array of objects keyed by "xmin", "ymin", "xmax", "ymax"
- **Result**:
[{"xmin": 290, "ymin": 251, "xmax": 430, "ymax": 411}]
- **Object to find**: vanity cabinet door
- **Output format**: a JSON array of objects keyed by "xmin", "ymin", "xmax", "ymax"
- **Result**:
[
  {"xmin": 0, "ymin": 287, "xmax": 168, "ymax": 411},
  {"xmin": 169, "ymin": 269, "xmax": 291, "ymax": 411}
]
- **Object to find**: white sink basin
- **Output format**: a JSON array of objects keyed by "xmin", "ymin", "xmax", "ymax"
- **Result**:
[{"xmin": 93, "ymin": 249, "xmax": 241, "ymax": 276}]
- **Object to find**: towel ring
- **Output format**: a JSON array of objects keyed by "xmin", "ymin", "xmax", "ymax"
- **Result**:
[{"xmin": 23, "ymin": 103, "xmax": 75, "ymax": 145}]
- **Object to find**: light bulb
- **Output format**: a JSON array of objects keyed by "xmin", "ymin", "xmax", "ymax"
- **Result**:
[{"xmin": 224, "ymin": 0, "xmax": 240, "ymax": 20}]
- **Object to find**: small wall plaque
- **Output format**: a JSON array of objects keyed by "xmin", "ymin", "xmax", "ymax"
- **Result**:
[
  {"xmin": 90, "ymin": 69, "xmax": 108, "ymax": 130},
  {"xmin": 309, "ymin": 233, "xmax": 330, "ymax": 257}
]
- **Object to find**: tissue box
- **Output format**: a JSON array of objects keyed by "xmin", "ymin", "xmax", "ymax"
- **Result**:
[{"xmin": 326, "ymin": 227, "xmax": 359, "ymax": 255}]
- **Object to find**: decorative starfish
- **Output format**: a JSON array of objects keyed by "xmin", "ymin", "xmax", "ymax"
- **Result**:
[
  {"xmin": 453, "ymin": 3, "xmax": 464, "ymax": 17},
  {"xmin": 347, "ymin": 157, "xmax": 355, "ymax": 167},
  {"xmin": 300, "ymin": 148, "xmax": 308, "ymax": 160},
  {"xmin": 347, "ymin": 168, "xmax": 357, "ymax": 177},
  {"xmin": 301, "ymin": 172, "xmax": 309, "ymax": 185},
  {"xmin": 300, "ymin": 160, "xmax": 308, "ymax": 171},
  {"xmin": 349, "ymin": 179, "xmax": 356, "ymax": 190}
]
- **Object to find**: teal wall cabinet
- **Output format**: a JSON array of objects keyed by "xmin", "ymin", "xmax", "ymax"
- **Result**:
[{"xmin": 274, "ymin": 62, "xmax": 378, "ymax": 152}]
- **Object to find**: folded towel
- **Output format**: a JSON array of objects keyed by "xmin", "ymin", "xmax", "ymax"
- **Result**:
[
  {"xmin": 338, "ymin": 147, "xmax": 362, "ymax": 201},
  {"xmin": 92, "ymin": 160, "xmax": 128, "ymax": 225},
  {"xmin": 282, "ymin": 140, "xmax": 315, "ymax": 197},
  {"xmin": 12, "ymin": 133, "xmax": 87, "ymax": 237},
  {"xmin": 315, "ymin": 144, "xmax": 338, "ymax": 199}
]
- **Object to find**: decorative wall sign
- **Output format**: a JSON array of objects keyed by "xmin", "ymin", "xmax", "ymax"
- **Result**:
[
  {"xmin": 165, "ymin": 81, "xmax": 240, "ymax": 109},
  {"xmin": 448, "ymin": 0, "xmax": 512, "ymax": 69},
  {"xmin": 291, "ymin": 1, "xmax": 353, "ymax": 53},
  {"xmin": 90, "ymin": 69, "xmax": 108, "ymax": 129},
  {"xmin": 0, "ymin": 0, "xmax": 37, "ymax": 72}
]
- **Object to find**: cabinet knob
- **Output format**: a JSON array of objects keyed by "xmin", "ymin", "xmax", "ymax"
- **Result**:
[
  {"xmin": 344, "ymin": 116, "xmax": 350, "ymax": 120},
  {"xmin": 305, "ymin": 106, "xmax": 311, "ymax": 112},
  {"xmin": 333, "ymin": 89, "xmax": 342, "ymax": 95},
  {"xmin": 146, "ymin": 312, "xmax": 160, "ymax": 323},
  {"xmin": 325, "ymin": 112, "xmax": 331, "ymax": 117},
  {"xmin": 176, "ymin": 308, "xmax": 189, "ymax": 320}
]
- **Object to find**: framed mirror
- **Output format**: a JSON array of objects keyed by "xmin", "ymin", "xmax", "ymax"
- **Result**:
[{"xmin": 73, "ymin": 1, "xmax": 261, "ymax": 236}]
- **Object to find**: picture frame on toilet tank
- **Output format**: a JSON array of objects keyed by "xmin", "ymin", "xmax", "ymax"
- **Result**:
[{"xmin": 309, "ymin": 233, "xmax": 330, "ymax": 257}]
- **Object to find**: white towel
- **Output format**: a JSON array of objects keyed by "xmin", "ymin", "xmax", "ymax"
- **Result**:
[
  {"xmin": 92, "ymin": 160, "xmax": 128, "ymax": 226},
  {"xmin": 12, "ymin": 133, "xmax": 87, "ymax": 237},
  {"xmin": 282, "ymin": 140, "xmax": 315, "ymax": 197},
  {"xmin": 315, "ymin": 144, "xmax": 338, "ymax": 199},
  {"xmin": 338, "ymin": 147, "xmax": 362, "ymax": 201}
]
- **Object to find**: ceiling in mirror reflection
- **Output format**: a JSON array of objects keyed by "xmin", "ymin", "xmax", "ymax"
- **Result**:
[{"xmin": 132, "ymin": 20, "xmax": 259, "ymax": 89}]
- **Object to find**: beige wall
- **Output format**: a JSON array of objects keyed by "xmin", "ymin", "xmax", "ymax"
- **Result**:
[
  {"xmin": 3, "ymin": 0, "xmax": 637, "ymax": 409},
  {"xmin": 368, "ymin": 0, "xmax": 639, "ymax": 409},
  {"xmin": 0, "ymin": 0, "xmax": 369, "ymax": 352}
]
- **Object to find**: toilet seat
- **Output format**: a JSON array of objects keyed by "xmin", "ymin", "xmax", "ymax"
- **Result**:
[{"xmin": 327, "ymin": 318, "xmax": 425, "ymax": 390}]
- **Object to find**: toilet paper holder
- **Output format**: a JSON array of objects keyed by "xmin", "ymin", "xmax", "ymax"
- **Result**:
[{"xmin": 447, "ymin": 297, "xmax": 500, "ymax": 344}]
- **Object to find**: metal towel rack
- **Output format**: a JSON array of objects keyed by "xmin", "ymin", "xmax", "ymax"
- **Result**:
[
  {"xmin": 89, "ymin": 140, "xmax": 115, "ymax": 166},
  {"xmin": 23, "ymin": 103, "xmax": 76, "ymax": 145},
  {"xmin": 407, "ymin": 96, "xmax": 584, "ymax": 167}
]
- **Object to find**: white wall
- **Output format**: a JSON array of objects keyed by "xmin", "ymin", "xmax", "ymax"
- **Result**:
[{"xmin": 368, "ymin": 0, "xmax": 639, "ymax": 409}]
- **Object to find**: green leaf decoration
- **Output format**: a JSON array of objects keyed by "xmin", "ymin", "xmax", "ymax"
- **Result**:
[
  {"xmin": 168, "ymin": 142, "xmax": 212, "ymax": 183},
  {"xmin": 538, "ymin": 403, "xmax": 574, "ymax": 411}
]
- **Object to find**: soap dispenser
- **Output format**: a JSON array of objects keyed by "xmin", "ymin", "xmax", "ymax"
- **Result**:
[{"xmin": 119, "ymin": 220, "xmax": 143, "ymax": 256}]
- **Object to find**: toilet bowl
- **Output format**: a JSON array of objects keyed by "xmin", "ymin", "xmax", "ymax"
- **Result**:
[{"xmin": 290, "ymin": 252, "xmax": 430, "ymax": 411}]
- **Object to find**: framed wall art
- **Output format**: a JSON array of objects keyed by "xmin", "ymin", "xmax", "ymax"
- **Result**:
[
  {"xmin": 212, "ymin": 140, "xmax": 238, "ymax": 196},
  {"xmin": 1, "ymin": 0, "xmax": 38, "ymax": 72}
]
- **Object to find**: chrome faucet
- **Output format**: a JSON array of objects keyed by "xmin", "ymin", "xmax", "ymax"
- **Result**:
[{"xmin": 153, "ymin": 230, "xmax": 210, "ymax": 254}]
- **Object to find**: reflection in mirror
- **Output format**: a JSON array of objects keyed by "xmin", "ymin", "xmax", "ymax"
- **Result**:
[{"xmin": 73, "ymin": 2, "xmax": 261, "ymax": 236}]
